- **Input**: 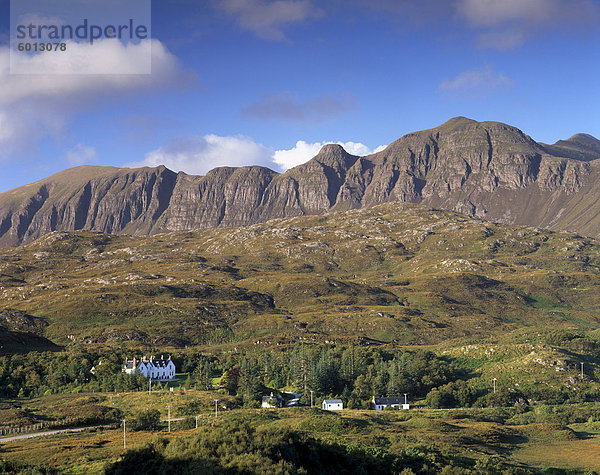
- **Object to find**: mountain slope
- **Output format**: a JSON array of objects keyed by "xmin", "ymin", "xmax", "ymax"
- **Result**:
[
  {"xmin": 542, "ymin": 133, "xmax": 600, "ymax": 161},
  {"xmin": 2, "ymin": 117, "xmax": 600, "ymax": 247},
  {"xmin": 2, "ymin": 202, "xmax": 600, "ymax": 349}
]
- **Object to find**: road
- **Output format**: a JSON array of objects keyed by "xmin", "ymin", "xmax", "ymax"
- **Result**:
[
  {"xmin": 0, "ymin": 417, "xmax": 187, "ymax": 444},
  {"xmin": 0, "ymin": 424, "xmax": 111, "ymax": 443}
]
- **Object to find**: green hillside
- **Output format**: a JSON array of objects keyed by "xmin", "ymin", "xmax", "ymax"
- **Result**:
[
  {"xmin": 2, "ymin": 203, "xmax": 600, "ymax": 473},
  {"xmin": 0, "ymin": 202, "xmax": 599, "ymax": 350}
]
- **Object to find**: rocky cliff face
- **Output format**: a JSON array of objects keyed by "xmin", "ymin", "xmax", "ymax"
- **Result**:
[{"xmin": 2, "ymin": 117, "xmax": 600, "ymax": 247}]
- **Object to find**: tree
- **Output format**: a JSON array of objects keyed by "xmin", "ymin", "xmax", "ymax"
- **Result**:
[
  {"xmin": 238, "ymin": 358, "xmax": 264, "ymax": 404},
  {"xmin": 221, "ymin": 366, "xmax": 240, "ymax": 395},
  {"xmin": 425, "ymin": 388, "xmax": 453, "ymax": 409},
  {"xmin": 93, "ymin": 352, "xmax": 123, "ymax": 378},
  {"xmin": 349, "ymin": 374, "xmax": 373, "ymax": 409},
  {"xmin": 425, "ymin": 380, "xmax": 477, "ymax": 408},
  {"xmin": 192, "ymin": 360, "xmax": 213, "ymax": 391},
  {"xmin": 373, "ymin": 363, "xmax": 390, "ymax": 398},
  {"xmin": 133, "ymin": 409, "xmax": 162, "ymax": 431},
  {"xmin": 315, "ymin": 350, "xmax": 342, "ymax": 396},
  {"xmin": 291, "ymin": 345, "xmax": 316, "ymax": 394}
]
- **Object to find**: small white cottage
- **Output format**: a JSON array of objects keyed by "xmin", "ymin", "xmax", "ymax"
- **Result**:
[
  {"xmin": 123, "ymin": 355, "xmax": 176, "ymax": 380},
  {"xmin": 262, "ymin": 393, "xmax": 282, "ymax": 408},
  {"xmin": 372, "ymin": 396, "xmax": 409, "ymax": 410},
  {"xmin": 322, "ymin": 399, "xmax": 344, "ymax": 411}
]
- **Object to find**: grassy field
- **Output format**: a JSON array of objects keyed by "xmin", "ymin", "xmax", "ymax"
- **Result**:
[
  {"xmin": 512, "ymin": 427, "xmax": 600, "ymax": 472},
  {"xmin": 0, "ymin": 388, "xmax": 235, "ymax": 430},
  {"xmin": 2, "ymin": 392, "xmax": 600, "ymax": 473}
]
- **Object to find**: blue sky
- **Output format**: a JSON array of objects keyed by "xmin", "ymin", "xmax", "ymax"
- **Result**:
[{"xmin": 1, "ymin": 0, "xmax": 600, "ymax": 192}]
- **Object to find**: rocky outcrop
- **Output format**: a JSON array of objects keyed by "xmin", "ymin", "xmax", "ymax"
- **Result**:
[
  {"xmin": 0, "ymin": 309, "xmax": 48, "ymax": 336},
  {"xmin": 1, "ymin": 117, "xmax": 600, "ymax": 246},
  {"xmin": 0, "ymin": 166, "xmax": 179, "ymax": 246}
]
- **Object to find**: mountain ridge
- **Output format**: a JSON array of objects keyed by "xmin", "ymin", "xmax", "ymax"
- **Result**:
[{"xmin": 2, "ymin": 117, "xmax": 600, "ymax": 247}]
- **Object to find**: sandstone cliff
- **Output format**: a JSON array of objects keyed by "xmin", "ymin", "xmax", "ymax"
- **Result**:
[{"xmin": 1, "ymin": 116, "xmax": 600, "ymax": 247}]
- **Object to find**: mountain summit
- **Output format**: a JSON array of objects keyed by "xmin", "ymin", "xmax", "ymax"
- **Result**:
[{"xmin": 1, "ymin": 117, "xmax": 600, "ymax": 247}]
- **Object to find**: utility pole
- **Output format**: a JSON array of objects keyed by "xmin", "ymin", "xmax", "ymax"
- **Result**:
[
  {"xmin": 149, "ymin": 378, "xmax": 151, "ymax": 395},
  {"xmin": 310, "ymin": 390, "xmax": 313, "ymax": 408},
  {"xmin": 122, "ymin": 419, "xmax": 126, "ymax": 449},
  {"xmin": 195, "ymin": 415, "xmax": 199, "ymax": 429},
  {"xmin": 492, "ymin": 378, "xmax": 497, "ymax": 394},
  {"xmin": 581, "ymin": 362, "xmax": 584, "ymax": 379},
  {"xmin": 167, "ymin": 405, "xmax": 171, "ymax": 433},
  {"xmin": 215, "ymin": 399, "xmax": 218, "ymax": 418}
]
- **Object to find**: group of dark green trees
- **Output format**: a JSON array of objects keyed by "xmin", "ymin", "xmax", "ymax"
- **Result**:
[
  {"xmin": 0, "ymin": 345, "xmax": 463, "ymax": 407},
  {"xmin": 184, "ymin": 345, "xmax": 465, "ymax": 408},
  {"xmin": 2, "ymin": 342, "xmax": 595, "ymax": 408},
  {"xmin": 0, "ymin": 350, "xmax": 147, "ymax": 397}
]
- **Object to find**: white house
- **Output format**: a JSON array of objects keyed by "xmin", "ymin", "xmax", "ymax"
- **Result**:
[
  {"xmin": 372, "ymin": 396, "xmax": 409, "ymax": 410},
  {"xmin": 322, "ymin": 399, "xmax": 343, "ymax": 411},
  {"xmin": 261, "ymin": 393, "xmax": 282, "ymax": 408},
  {"xmin": 123, "ymin": 355, "xmax": 176, "ymax": 380}
]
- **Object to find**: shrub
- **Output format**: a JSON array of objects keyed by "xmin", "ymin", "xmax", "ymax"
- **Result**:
[
  {"xmin": 132, "ymin": 409, "xmax": 162, "ymax": 431},
  {"xmin": 426, "ymin": 380, "xmax": 477, "ymax": 408},
  {"xmin": 179, "ymin": 399, "xmax": 205, "ymax": 415},
  {"xmin": 179, "ymin": 416, "xmax": 196, "ymax": 430}
]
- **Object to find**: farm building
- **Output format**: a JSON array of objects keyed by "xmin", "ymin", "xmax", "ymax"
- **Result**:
[
  {"xmin": 322, "ymin": 399, "xmax": 344, "ymax": 411},
  {"xmin": 372, "ymin": 396, "xmax": 409, "ymax": 410},
  {"xmin": 123, "ymin": 355, "xmax": 176, "ymax": 380}
]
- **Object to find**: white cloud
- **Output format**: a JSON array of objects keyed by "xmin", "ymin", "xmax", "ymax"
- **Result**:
[
  {"xmin": 2, "ymin": 39, "xmax": 191, "ymax": 102},
  {"xmin": 439, "ymin": 66, "xmax": 513, "ymax": 93},
  {"xmin": 65, "ymin": 144, "xmax": 97, "ymax": 165},
  {"xmin": 456, "ymin": 0, "xmax": 555, "ymax": 27},
  {"xmin": 272, "ymin": 141, "xmax": 322, "ymax": 169},
  {"xmin": 132, "ymin": 136, "xmax": 387, "ymax": 175},
  {"xmin": 242, "ymin": 91, "xmax": 355, "ymax": 122},
  {"xmin": 10, "ymin": 39, "xmax": 152, "ymax": 75},
  {"xmin": 129, "ymin": 135, "xmax": 275, "ymax": 175},
  {"xmin": 273, "ymin": 140, "xmax": 386, "ymax": 169},
  {"xmin": 455, "ymin": 0, "xmax": 600, "ymax": 49},
  {"xmin": 218, "ymin": 0, "xmax": 323, "ymax": 40},
  {"xmin": 0, "ymin": 39, "xmax": 194, "ymax": 159},
  {"xmin": 0, "ymin": 111, "xmax": 19, "ymax": 145},
  {"xmin": 342, "ymin": 142, "xmax": 387, "ymax": 156}
]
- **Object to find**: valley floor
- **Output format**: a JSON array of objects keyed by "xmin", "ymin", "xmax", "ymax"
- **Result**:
[{"xmin": 1, "ymin": 390, "xmax": 600, "ymax": 474}]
